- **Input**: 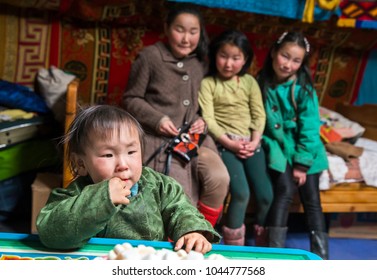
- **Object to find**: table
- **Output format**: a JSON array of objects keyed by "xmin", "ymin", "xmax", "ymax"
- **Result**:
[{"xmin": 0, "ymin": 232, "xmax": 321, "ymax": 260}]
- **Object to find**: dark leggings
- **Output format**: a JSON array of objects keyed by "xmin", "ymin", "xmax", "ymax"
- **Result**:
[
  {"xmin": 221, "ymin": 147, "xmax": 273, "ymax": 228},
  {"xmin": 267, "ymin": 164, "xmax": 326, "ymax": 232}
]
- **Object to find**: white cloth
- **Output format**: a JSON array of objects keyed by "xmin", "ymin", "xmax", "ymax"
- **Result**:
[
  {"xmin": 319, "ymin": 170, "xmax": 330, "ymax": 190},
  {"xmin": 355, "ymin": 138, "xmax": 377, "ymax": 187},
  {"xmin": 327, "ymin": 153, "xmax": 348, "ymax": 182},
  {"xmin": 320, "ymin": 137, "xmax": 377, "ymax": 189}
]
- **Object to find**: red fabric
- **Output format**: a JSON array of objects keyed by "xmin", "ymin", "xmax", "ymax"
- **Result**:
[
  {"xmin": 339, "ymin": 1, "xmax": 377, "ymax": 21},
  {"xmin": 49, "ymin": 19, "xmax": 61, "ymax": 67},
  {"xmin": 2, "ymin": 1, "xmax": 377, "ymax": 108},
  {"xmin": 197, "ymin": 201, "xmax": 223, "ymax": 227}
]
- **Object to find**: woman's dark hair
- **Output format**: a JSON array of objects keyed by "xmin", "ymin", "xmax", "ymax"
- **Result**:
[
  {"xmin": 165, "ymin": 3, "xmax": 208, "ymax": 61},
  {"xmin": 257, "ymin": 31, "xmax": 313, "ymax": 100}
]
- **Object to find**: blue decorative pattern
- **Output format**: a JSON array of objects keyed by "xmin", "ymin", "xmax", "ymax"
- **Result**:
[{"xmin": 169, "ymin": 0, "xmax": 303, "ymax": 19}]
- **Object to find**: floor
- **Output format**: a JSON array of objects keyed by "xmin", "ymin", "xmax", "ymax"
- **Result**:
[
  {"xmin": 285, "ymin": 232, "xmax": 377, "ymax": 260},
  {"xmin": 221, "ymin": 213, "xmax": 377, "ymax": 260}
]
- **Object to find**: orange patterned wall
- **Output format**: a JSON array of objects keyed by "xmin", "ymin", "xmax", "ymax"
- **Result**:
[{"xmin": 1, "ymin": 1, "xmax": 377, "ymax": 110}]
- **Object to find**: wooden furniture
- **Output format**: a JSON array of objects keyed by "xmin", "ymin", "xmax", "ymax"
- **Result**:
[
  {"xmin": 335, "ymin": 103, "xmax": 377, "ymax": 142},
  {"xmin": 290, "ymin": 183, "xmax": 377, "ymax": 213},
  {"xmin": 63, "ymin": 78, "xmax": 79, "ymax": 188}
]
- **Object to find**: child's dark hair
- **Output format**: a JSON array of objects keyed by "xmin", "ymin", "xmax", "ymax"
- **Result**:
[
  {"xmin": 166, "ymin": 3, "xmax": 208, "ymax": 61},
  {"xmin": 207, "ymin": 29, "xmax": 253, "ymax": 77},
  {"xmin": 64, "ymin": 105, "xmax": 144, "ymax": 176},
  {"xmin": 257, "ymin": 31, "xmax": 313, "ymax": 100}
]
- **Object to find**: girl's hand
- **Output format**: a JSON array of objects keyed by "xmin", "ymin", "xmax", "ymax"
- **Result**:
[
  {"xmin": 158, "ymin": 118, "xmax": 179, "ymax": 137},
  {"xmin": 220, "ymin": 136, "xmax": 250, "ymax": 158},
  {"xmin": 189, "ymin": 118, "xmax": 207, "ymax": 134},
  {"xmin": 174, "ymin": 232, "xmax": 212, "ymax": 254},
  {"xmin": 108, "ymin": 177, "xmax": 131, "ymax": 205},
  {"xmin": 236, "ymin": 141, "xmax": 255, "ymax": 158},
  {"xmin": 293, "ymin": 168, "xmax": 307, "ymax": 186},
  {"xmin": 238, "ymin": 140, "xmax": 260, "ymax": 158},
  {"xmin": 226, "ymin": 139, "xmax": 244, "ymax": 154}
]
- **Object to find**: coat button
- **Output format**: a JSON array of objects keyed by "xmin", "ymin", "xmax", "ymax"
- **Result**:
[
  {"xmin": 182, "ymin": 75, "xmax": 189, "ymax": 81},
  {"xmin": 177, "ymin": 62, "xmax": 184, "ymax": 68},
  {"xmin": 183, "ymin": 99, "xmax": 190, "ymax": 106},
  {"xmin": 272, "ymin": 105, "xmax": 278, "ymax": 112},
  {"xmin": 274, "ymin": 123, "xmax": 281, "ymax": 129}
]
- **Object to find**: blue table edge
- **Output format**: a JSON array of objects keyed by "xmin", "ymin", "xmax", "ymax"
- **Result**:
[{"xmin": 0, "ymin": 232, "xmax": 322, "ymax": 260}]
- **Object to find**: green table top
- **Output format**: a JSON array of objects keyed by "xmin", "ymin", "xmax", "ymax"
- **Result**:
[{"xmin": 0, "ymin": 232, "xmax": 321, "ymax": 260}]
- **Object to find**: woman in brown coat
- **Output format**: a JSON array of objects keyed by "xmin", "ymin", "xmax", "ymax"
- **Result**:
[{"xmin": 122, "ymin": 3, "xmax": 229, "ymax": 227}]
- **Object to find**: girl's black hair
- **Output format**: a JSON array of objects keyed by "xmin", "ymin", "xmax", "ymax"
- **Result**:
[
  {"xmin": 207, "ymin": 29, "xmax": 253, "ymax": 77},
  {"xmin": 64, "ymin": 105, "xmax": 145, "ymax": 177},
  {"xmin": 165, "ymin": 3, "xmax": 208, "ymax": 61},
  {"xmin": 257, "ymin": 31, "xmax": 313, "ymax": 101}
]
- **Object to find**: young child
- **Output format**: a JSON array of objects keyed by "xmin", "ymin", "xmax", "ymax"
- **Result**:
[
  {"xmin": 257, "ymin": 31, "xmax": 329, "ymax": 259},
  {"xmin": 198, "ymin": 29, "xmax": 273, "ymax": 246},
  {"xmin": 123, "ymin": 3, "xmax": 229, "ymax": 227},
  {"xmin": 36, "ymin": 105, "xmax": 220, "ymax": 254}
]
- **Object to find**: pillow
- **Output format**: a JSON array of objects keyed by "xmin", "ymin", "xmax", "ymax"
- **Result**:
[
  {"xmin": 36, "ymin": 66, "xmax": 76, "ymax": 124},
  {"xmin": 0, "ymin": 79, "xmax": 50, "ymax": 113}
]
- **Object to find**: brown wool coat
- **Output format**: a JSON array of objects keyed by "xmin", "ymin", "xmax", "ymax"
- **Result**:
[{"xmin": 123, "ymin": 41, "xmax": 217, "ymax": 205}]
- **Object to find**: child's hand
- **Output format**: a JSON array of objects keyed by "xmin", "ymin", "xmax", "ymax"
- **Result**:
[
  {"xmin": 174, "ymin": 232, "xmax": 212, "ymax": 254},
  {"xmin": 238, "ymin": 140, "xmax": 259, "ymax": 158},
  {"xmin": 234, "ymin": 140, "xmax": 254, "ymax": 158},
  {"xmin": 223, "ymin": 138, "xmax": 244, "ymax": 154},
  {"xmin": 108, "ymin": 177, "xmax": 131, "ymax": 205},
  {"xmin": 293, "ymin": 168, "xmax": 307, "ymax": 187}
]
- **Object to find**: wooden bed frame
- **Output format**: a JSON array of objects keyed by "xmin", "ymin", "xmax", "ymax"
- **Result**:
[
  {"xmin": 64, "ymin": 80, "xmax": 377, "ymax": 213},
  {"xmin": 63, "ymin": 79, "xmax": 79, "ymax": 188}
]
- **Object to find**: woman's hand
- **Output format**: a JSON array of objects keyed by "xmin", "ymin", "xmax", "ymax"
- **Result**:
[
  {"xmin": 174, "ymin": 232, "xmax": 212, "ymax": 254},
  {"xmin": 189, "ymin": 118, "xmax": 207, "ymax": 134},
  {"xmin": 158, "ymin": 118, "xmax": 179, "ymax": 137}
]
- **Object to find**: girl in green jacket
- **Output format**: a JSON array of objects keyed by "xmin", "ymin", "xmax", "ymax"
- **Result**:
[{"xmin": 257, "ymin": 31, "xmax": 329, "ymax": 259}]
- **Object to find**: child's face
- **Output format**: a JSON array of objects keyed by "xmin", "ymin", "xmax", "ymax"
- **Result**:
[
  {"xmin": 74, "ymin": 125, "xmax": 142, "ymax": 189},
  {"xmin": 165, "ymin": 13, "xmax": 200, "ymax": 59},
  {"xmin": 271, "ymin": 42, "xmax": 306, "ymax": 82},
  {"xmin": 215, "ymin": 43, "xmax": 246, "ymax": 80}
]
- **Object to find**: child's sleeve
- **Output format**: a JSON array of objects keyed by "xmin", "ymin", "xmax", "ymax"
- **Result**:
[
  {"xmin": 159, "ymin": 175, "xmax": 221, "ymax": 243},
  {"xmin": 36, "ymin": 179, "xmax": 117, "ymax": 249},
  {"xmin": 198, "ymin": 78, "xmax": 227, "ymax": 139},
  {"xmin": 294, "ymin": 88, "xmax": 322, "ymax": 168},
  {"xmin": 248, "ymin": 76, "xmax": 266, "ymax": 134}
]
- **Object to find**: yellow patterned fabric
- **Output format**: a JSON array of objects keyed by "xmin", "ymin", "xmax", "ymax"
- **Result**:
[
  {"xmin": 0, "ymin": 109, "xmax": 34, "ymax": 120},
  {"xmin": 303, "ymin": 0, "xmax": 341, "ymax": 23}
]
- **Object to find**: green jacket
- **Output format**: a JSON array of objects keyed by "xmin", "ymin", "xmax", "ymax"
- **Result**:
[
  {"xmin": 262, "ymin": 79, "xmax": 328, "ymax": 174},
  {"xmin": 36, "ymin": 167, "xmax": 220, "ymax": 250}
]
